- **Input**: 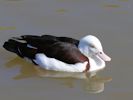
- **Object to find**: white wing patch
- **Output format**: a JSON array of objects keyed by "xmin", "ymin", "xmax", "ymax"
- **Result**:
[
  {"xmin": 27, "ymin": 44, "xmax": 37, "ymax": 49},
  {"xmin": 12, "ymin": 37, "xmax": 27, "ymax": 43},
  {"xmin": 34, "ymin": 53, "xmax": 88, "ymax": 72}
]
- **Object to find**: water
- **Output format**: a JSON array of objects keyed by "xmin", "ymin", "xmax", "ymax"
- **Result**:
[{"xmin": 0, "ymin": 0, "xmax": 133, "ymax": 100}]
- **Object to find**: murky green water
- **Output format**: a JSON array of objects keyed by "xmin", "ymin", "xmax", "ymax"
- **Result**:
[{"xmin": 0, "ymin": 0, "xmax": 133, "ymax": 100}]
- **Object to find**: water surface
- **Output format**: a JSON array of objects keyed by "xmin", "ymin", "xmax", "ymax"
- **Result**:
[{"xmin": 0, "ymin": 0, "xmax": 133, "ymax": 100}]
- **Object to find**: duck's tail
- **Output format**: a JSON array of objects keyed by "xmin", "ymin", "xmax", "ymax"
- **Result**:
[{"xmin": 3, "ymin": 39, "xmax": 24, "ymax": 57}]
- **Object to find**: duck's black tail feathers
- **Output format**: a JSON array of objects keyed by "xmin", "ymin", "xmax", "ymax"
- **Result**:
[
  {"xmin": 3, "ymin": 38, "xmax": 37, "ymax": 59},
  {"xmin": 3, "ymin": 39, "xmax": 23, "ymax": 57}
]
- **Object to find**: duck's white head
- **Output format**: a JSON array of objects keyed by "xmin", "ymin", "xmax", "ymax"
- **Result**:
[{"xmin": 78, "ymin": 35, "xmax": 111, "ymax": 62}]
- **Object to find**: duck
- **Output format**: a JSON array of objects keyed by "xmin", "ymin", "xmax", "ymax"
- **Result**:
[{"xmin": 3, "ymin": 34, "xmax": 111, "ymax": 72}]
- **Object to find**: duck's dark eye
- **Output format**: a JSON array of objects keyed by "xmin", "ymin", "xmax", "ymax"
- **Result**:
[
  {"xmin": 89, "ymin": 44, "xmax": 95, "ymax": 48},
  {"xmin": 100, "ymin": 52, "xmax": 102, "ymax": 54}
]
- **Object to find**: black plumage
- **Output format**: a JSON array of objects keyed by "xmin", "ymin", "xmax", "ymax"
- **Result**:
[{"xmin": 3, "ymin": 35, "xmax": 89, "ymax": 66}]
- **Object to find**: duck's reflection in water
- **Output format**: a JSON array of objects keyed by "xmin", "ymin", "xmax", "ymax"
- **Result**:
[{"xmin": 5, "ymin": 57, "xmax": 112, "ymax": 94}]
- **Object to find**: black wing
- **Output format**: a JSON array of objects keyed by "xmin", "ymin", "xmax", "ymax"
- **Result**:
[
  {"xmin": 43, "ymin": 42, "xmax": 88, "ymax": 64},
  {"xmin": 3, "ymin": 35, "xmax": 81, "ymax": 64}
]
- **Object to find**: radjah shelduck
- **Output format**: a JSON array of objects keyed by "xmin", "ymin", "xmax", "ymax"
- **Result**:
[{"xmin": 3, "ymin": 34, "xmax": 111, "ymax": 72}]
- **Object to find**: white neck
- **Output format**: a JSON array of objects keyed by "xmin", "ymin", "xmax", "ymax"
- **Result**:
[
  {"xmin": 78, "ymin": 37, "xmax": 106, "ymax": 72},
  {"xmin": 88, "ymin": 56, "xmax": 105, "ymax": 72},
  {"xmin": 78, "ymin": 45, "xmax": 105, "ymax": 72},
  {"xmin": 78, "ymin": 47, "xmax": 106, "ymax": 72}
]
